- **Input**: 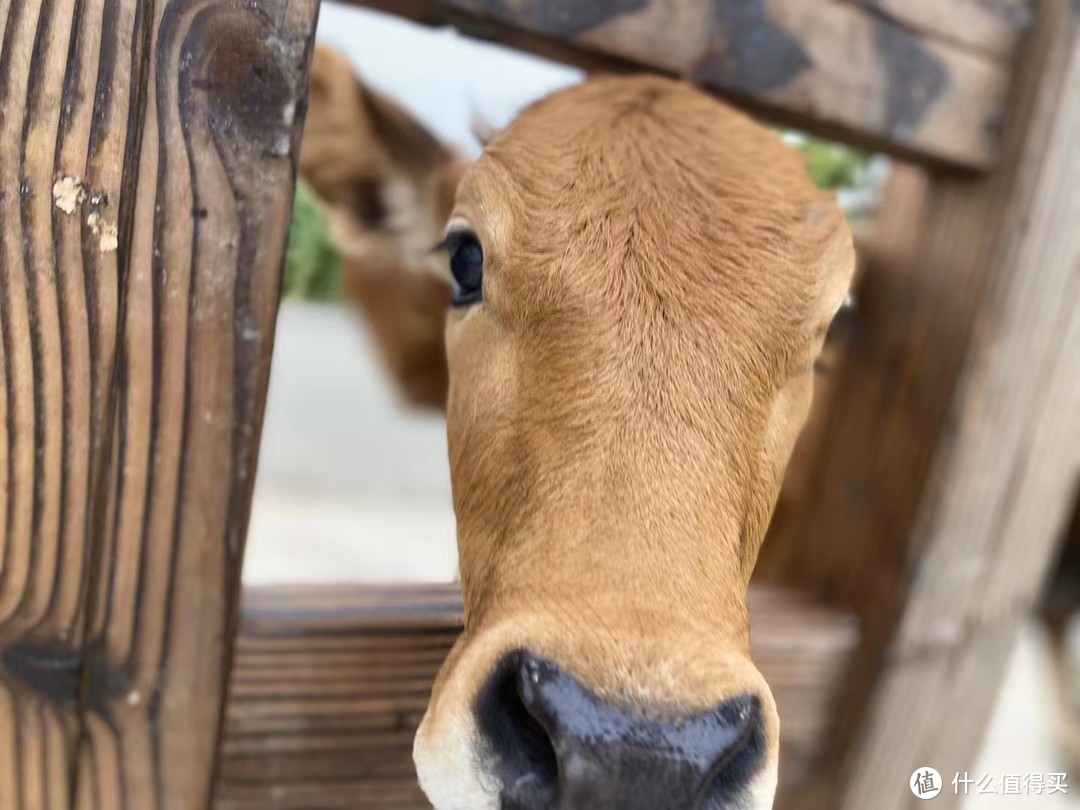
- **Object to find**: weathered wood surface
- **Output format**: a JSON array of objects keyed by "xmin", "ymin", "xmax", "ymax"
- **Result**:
[
  {"xmin": 214, "ymin": 583, "xmax": 858, "ymax": 809},
  {"xmin": 753, "ymin": 1, "xmax": 1080, "ymax": 807},
  {"xmin": 343, "ymin": 0, "xmax": 1030, "ymax": 168},
  {"xmin": 0, "ymin": 1, "xmax": 318, "ymax": 808},
  {"xmin": 855, "ymin": 0, "xmax": 1032, "ymax": 60},
  {"xmin": 837, "ymin": 3, "xmax": 1080, "ymax": 804}
]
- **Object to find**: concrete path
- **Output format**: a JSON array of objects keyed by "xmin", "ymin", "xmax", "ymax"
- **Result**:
[{"xmin": 244, "ymin": 301, "xmax": 458, "ymax": 584}]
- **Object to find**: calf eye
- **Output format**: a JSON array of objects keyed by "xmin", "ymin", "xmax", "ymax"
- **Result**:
[
  {"xmin": 349, "ymin": 178, "xmax": 387, "ymax": 228},
  {"xmin": 825, "ymin": 293, "xmax": 857, "ymax": 344},
  {"xmin": 443, "ymin": 229, "xmax": 484, "ymax": 307},
  {"xmin": 815, "ymin": 293, "xmax": 857, "ymax": 375}
]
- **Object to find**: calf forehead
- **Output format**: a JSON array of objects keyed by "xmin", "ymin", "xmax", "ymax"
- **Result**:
[{"xmin": 469, "ymin": 76, "xmax": 845, "ymax": 347}]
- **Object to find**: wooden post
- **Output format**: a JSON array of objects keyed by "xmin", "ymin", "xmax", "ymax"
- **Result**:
[
  {"xmin": 754, "ymin": 0, "xmax": 1080, "ymax": 806},
  {"xmin": 836, "ymin": 4, "xmax": 1080, "ymax": 803},
  {"xmin": 0, "ymin": 1, "xmax": 319, "ymax": 808}
]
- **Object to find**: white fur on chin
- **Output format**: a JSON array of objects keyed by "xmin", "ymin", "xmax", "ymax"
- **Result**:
[{"xmin": 413, "ymin": 712, "xmax": 500, "ymax": 810}]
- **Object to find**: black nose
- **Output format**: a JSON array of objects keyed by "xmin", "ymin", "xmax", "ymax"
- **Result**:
[{"xmin": 475, "ymin": 651, "xmax": 765, "ymax": 810}]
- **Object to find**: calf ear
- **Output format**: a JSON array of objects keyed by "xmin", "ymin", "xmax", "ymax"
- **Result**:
[
  {"xmin": 308, "ymin": 45, "xmax": 361, "ymax": 116},
  {"xmin": 470, "ymin": 111, "xmax": 501, "ymax": 147},
  {"xmin": 359, "ymin": 83, "xmax": 451, "ymax": 176},
  {"xmin": 301, "ymin": 47, "xmax": 376, "ymax": 188}
]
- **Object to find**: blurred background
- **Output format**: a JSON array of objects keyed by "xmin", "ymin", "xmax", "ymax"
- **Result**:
[{"xmin": 238, "ymin": 3, "xmax": 1080, "ymax": 808}]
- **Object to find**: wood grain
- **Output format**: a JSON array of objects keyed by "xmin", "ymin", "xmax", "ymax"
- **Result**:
[
  {"xmin": 340, "ymin": 0, "xmax": 1030, "ymax": 168},
  {"xmin": 0, "ymin": 0, "xmax": 319, "ymax": 808},
  {"xmin": 213, "ymin": 583, "xmax": 858, "ymax": 809},
  {"xmin": 0, "ymin": 0, "xmax": 131, "ymax": 805}
]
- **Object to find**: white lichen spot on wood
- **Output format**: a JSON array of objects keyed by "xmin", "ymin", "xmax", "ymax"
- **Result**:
[
  {"xmin": 98, "ymin": 224, "xmax": 119, "ymax": 253},
  {"xmin": 52, "ymin": 175, "xmax": 86, "ymax": 214},
  {"xmin": 270, "ymin": 134, "xmax": 291, "ymax": 156},
  {"xmin": 126, "ymin": 689, "xmax": 142, "ymax": 706},
  {"xmin": 87, "ymin": 210, "xmax": 119, "ymax": 253}
]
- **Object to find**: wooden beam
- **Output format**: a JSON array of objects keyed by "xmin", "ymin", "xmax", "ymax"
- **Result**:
[
  {"xmin": 853, "ymin": 0, "xmax": 1032, "ymax": 60},
  {"xmin": 0, "ymin": 1, "xmax": 319, "ymax": 808},
  {"xmin": 338, "ymin": 0, "xmax": 1030, "ymax": 169},
  {"xmin": 754, "ymin": 0, "xmax": 1080, "ymax": 806},
  {"xmin": 214, "ymin": 583, "xmax": 858, "ymax": 809}
]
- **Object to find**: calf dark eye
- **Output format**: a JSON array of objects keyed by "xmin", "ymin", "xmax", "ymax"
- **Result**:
[
  {"xmin": 815, "ymin": 293, "xmax": 857, "ymax": 375},
  {"xmin": 349, "ymin": 178, "xmax": 387, "ymax": 228},
  {"xmin": 825, "ymin": 293, "xmax": 857, "ymax": 344},
  {"xmin": 444, "ymin": 230, "xmax": 484, "ymax": 307}
]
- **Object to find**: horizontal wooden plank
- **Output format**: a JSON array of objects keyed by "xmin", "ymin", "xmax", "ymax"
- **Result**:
[
  {"xmin": 214, "ymin": 583, "xmax": 857, "ymax": 808},
  {"xmin": 853, "ymin": 0, "xmax": 1032, "ymax": 60},
  {"xmin": 339, "ymin": 0, "xmax": 1029, "ymax": 168}
]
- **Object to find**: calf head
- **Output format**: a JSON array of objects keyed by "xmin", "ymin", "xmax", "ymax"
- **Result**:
[{"xmin": 414, "ymin": 76, "xmax": 854, "ymax": 809}]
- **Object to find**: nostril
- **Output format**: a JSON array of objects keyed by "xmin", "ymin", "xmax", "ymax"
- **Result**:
[
  {"xmin": 700, "ymin": 695, "xmax": 765, "ymax": 809},
  {"xmin": 475, "ymin": 652, "xmax": 559, "ymax": 807}
]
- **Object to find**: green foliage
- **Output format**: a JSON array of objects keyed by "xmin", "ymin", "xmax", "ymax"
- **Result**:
[
  {"xmin": 282, "ymin": 180, "xmax": 343, "ymax": 302},
  {"xmin": 793, "ymin": 138, "xmax": 870, "ymax": 191}
]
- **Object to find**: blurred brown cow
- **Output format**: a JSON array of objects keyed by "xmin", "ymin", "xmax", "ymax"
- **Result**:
[{"xmin": 299, "ymin": 46, "xmax": 466, "ymax": 409}]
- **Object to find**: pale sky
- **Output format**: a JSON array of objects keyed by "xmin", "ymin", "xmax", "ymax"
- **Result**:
[{"xmin": 315, "ymin": 2, "xmax": 583, "ymax": 157}]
